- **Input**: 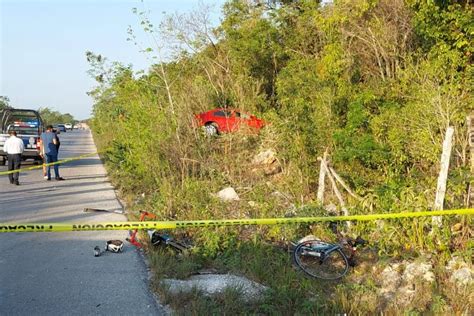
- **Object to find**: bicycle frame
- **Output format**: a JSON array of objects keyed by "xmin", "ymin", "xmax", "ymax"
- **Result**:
[
  {"xmin": 302, "ymin": 238, "xmax": 363, "ymax": 268},
  {"xmin": 300, "ymin": 242, "xmax": 341, "ymax": 259}
]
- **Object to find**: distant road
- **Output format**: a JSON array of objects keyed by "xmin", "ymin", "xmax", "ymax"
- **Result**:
[{"xmin": 0, "ymin": 130, "xmax": 165, "ymax": 315}]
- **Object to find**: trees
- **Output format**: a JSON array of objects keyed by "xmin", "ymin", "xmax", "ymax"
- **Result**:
[
  {"xmin": 0, "ymin": 96, "xmax": 11, "ymax": 110},
  {"xmin": 38, "ymin": 107, "xmax": 76, "ymax": 126},
  {"xmin": 0, "ymin": 96, "xmax": 75, "ymax": 126},
  {"xmin": 88, "ymin": 0, "xmax": 474, "ymax": 217}
]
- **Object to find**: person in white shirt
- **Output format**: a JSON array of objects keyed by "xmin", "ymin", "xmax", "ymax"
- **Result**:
[{"xmin": 3, "ymin": 130, "xmax": 25, "ymax": 185}]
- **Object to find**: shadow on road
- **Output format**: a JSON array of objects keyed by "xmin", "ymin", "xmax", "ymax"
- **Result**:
[
  {"xmin": 0, "ymin": 187, "xmax": 116, "ymax": 204},
  {"xmin": 12, "ymin": 204, "xmax": 126, "ymax": 223},
  {"xmin": 61, "ymin": 158, "xmax": 102, "ymax": 168}
]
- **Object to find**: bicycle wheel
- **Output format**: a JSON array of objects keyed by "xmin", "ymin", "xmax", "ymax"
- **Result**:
[{"xmin": 293, "ymin": 241, "xmax": 349, "ymax": 280}]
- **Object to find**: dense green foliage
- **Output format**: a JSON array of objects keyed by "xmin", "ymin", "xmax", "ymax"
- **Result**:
[
  {"xmin": 88, "ymin": 0, "xmax": 473, "ymax": 313},
  {"xmin": 0, "ymin": 96, "xmax": 11, "ymax": 110}
]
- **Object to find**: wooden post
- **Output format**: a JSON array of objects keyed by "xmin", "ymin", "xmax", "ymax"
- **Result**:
[
  {"xmin": 433, "ymin": 126, "xmax": 454, "ymax": 226},
  {"xmin": 317, "ymin": 151, "xmax": 328, "ymax": 204},
  {"xmin": 328, "ymin": 166, "xmax": 362, "ymax": 201},
  {"xmin": 467, "ymin": 116, "xmax": 474, "ymax": 207},
  {"xmin": 320, "ymin": 158, "xmax": 351, "ymax": 229},
  {"xmin": 469, "ymin": 116, "xmax": 474, "ymax": 173}
]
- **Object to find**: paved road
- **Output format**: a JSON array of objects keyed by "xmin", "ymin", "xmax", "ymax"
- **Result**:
[{"xmin": 0, "ymin": 130, "xmax": 165, "ymax": 315}]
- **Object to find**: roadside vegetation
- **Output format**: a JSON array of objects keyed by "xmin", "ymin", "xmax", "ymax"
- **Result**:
[
  {"xmin": 38, "ymin": 107, "xmax": 76, "ymax": 126},
  {"xmin": 88, "ymin": 0, "xmax": 473, "ymax": 314}
]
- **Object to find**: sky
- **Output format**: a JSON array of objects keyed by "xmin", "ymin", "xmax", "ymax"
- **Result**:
[{"xmin": 0, "ymin": 0, "xmax": 226, "ymax": 120}]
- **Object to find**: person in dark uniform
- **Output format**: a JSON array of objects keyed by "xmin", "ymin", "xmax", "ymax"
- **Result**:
[{"xmin": 40, "ymin": 125, "xmax": 64, "ymax": 181}]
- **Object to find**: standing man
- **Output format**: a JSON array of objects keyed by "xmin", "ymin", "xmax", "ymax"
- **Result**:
[
  {"xmin": 40, "ymin": 125, "xmax": 64, "ymax": 181},
  {"xmin": 3, "ymin": 130, "xmax": 24, "ymax": 185}
]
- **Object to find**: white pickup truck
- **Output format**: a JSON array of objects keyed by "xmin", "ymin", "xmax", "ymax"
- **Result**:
[{"xmin": 0, "ymin": 108, "xmax": 44, "ymax": 165}]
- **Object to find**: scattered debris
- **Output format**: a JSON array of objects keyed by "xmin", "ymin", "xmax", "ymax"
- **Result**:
[
  {"xmin": 83, "ymin": 208, "xmax": 125, "ymax": 214},
  {"xmin": 93, "ymin": 242, "xmax": 124, "ymax": 256},
  {"xmin": 215, "ymin": 187, "xmax": 240, "ymax": 202},
  {"xmin": 161, "ymin": 274, "xmax": 268, "ymax": 302},
  {"xmin": 148, "ymin": 230, "xmax": 191, "ymax": 253},
  {"xmin": 106, "ymin": 240, "xmax": 124, "ymax": 253}
]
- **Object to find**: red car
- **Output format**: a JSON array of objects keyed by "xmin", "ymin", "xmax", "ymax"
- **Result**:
[{"xmin": 195, "ymin": 108, "xmax": 265, "ymax": 135}]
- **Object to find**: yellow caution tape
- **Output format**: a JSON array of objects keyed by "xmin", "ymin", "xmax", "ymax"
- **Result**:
[
  {"xmin": 0, "ymin": 152, "xmax": 98, "ymax": 176},
  {"xmin": 0, "ymin": 208, "xmax": 472, "ymax": 233}
]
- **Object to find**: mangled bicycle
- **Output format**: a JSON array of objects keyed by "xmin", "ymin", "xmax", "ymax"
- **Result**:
[
  {"xmin": 126, "ymin": 211, "xmax": 191, "ymax": 253},
  {"xmin": 293, "ymin": 222, "xmax": 367, "ymax": 280}
]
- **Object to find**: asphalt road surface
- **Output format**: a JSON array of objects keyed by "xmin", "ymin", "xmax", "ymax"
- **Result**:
[{"xmin": 0, "ymin": 130, "xmax": 165, "ymax": 315}]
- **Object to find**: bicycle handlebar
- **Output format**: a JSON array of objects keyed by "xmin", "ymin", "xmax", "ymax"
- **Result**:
[
  {"xmin": 347, "ymin": 236, "xmax": 367, "ymax": 247},
  {"xmin": 355, "ymin": 236, "xmax": 367, "ymax": 247},
  {"xmin": 328, "ymin": 222, "xmax": 368, "ymax": 247}
]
